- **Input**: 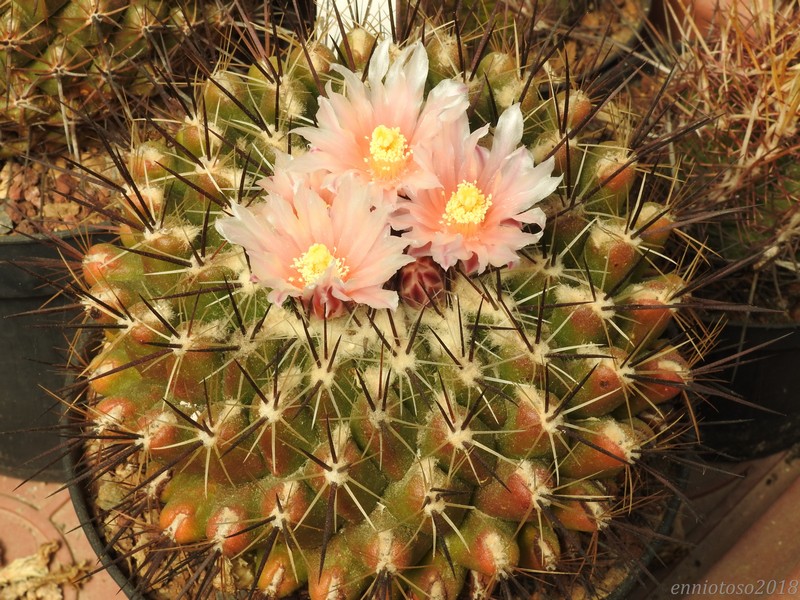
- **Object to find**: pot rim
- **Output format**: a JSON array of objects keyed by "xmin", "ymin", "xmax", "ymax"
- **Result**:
[
  {"xmin": 64, "ymin": 418, "xmax": 144, "ymax": 600},
  {"xmin": 0, "ymin": 223, "xmax": 114, "ymax": 246}
]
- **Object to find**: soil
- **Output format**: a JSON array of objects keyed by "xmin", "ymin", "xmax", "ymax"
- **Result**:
[{"xmin": 0, "ymin": 152, "xmax": 114, "ymax": 237}]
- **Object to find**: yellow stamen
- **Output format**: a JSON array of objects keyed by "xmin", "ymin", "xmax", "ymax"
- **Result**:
[
  {"xmin": 442, "ymin": 181, "xmax": 492, "ymax": 227},
  {"xmin": 291, "ymin": 243, "xmax": 349, "ymax": 287},
  {"xmin": 366, "ymin": 125, "xmax": 411, "ymax": 180}
]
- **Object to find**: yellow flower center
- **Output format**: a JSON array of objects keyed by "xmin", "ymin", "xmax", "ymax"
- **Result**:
[
  {"xmin": 291, "ymin": 243, "xmax": 349, "ymax": 287},
  {"xmin": 366, "ymin": 125, "xmax": 411, "ymax": 180},
  {"xmin": 442, "ymin": 181, "xmax": 492, "ymax": 227}
]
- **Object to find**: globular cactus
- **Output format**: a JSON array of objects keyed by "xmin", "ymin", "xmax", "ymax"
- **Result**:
[
  {"xmin": 0, "ymin": 0, "xmax": 245, "ymax": 156},
  {"xmin": 646, "ymin": 0, "xmax": 800, "ymax": 317},
  {"xmin": 64, "ymin": 25, "xmax": 704, "ymax": 600}
]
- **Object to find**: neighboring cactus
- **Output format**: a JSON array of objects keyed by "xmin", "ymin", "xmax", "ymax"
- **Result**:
[
  {"xmin": 63, "ymin": 25, "xmax": 704, "ymax": 600},
  {"xmin": 646, "ymin": 0, "xmax": 800, "ymax": 318},
  {"xmin": 0, "ymin": 0, "xmax": 245, "ymax": 156}
]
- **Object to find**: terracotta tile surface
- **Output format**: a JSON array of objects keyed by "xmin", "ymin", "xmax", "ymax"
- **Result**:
[
  {"xmin": 632, "ymin": 450, "xmax": 800, "ymax": 600},
  {"xmin": 683, "ymin": 475, "xmax": 800, "ymax": 600},
  {"xmin": 0, "ymin": 474, "xmax": 124, "ymax": 598}
]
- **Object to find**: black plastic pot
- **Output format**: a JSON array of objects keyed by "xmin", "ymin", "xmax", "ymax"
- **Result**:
[
  {"xmin": 699, "ymin": 322, "xmax": 800, "ymax": 460},
  {"xmin": 0, "ymin": 228, "xmax": 106, "ymax": 481},
  {"xmin": 65, "ymin": 435, "xmax": 143, "ymax": 599}
]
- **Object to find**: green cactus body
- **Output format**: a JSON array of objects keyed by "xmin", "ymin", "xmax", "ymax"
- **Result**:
[
  {"xmin": 0, "ymin": 0, "xmax": 244, "ymax": 153},
  {"xmin": 68, "ymin": 32, "xmax": 699, "ymax": 600}
]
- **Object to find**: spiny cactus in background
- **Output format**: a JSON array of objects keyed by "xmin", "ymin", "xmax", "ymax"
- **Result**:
[
  {"xmin": 62, "ymin": 24, "xmax": 707, "ymax": 600},
  {"xmin": 646, "ymin": 0, "xmax": 800, "ymax": 318},
  {"xmin": 0, "ymin": 0, "xmax": 246, "ymax": 157}
]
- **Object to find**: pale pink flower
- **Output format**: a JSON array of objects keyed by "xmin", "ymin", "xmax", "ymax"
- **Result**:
[
  {"xmin": 291, "ymin": 40, "xmax": 469, "ymax": 206},
  {"xmin": 258, "ymin": 152, "xmax": 335, "ymax": 206},
  {"xmin": 215, "ymin": 177, "xmax": 413, "ymax": 317},
  {"xmin": 393, "ymin": 104, "xmax": 561, "ymax": 274}
]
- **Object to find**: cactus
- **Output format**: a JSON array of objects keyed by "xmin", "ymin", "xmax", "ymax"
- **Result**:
[
  {"xmin": 0, "ymin": 0, "xmax": 246, "ymax": 157},
  {"xmin": 644, "ymin": 0, "xmax": 800, "ymax": 319},
  {"xmin": 61, "ymin": 24, "xmax": 705, "ymax": 600}
]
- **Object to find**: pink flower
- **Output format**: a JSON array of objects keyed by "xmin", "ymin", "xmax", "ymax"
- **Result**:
[
  {"xmin": 393, "ymin": 104, "xmax": 561, "ymax": 274},
  {"xmin": 215, "ymin": 177, "xmax": 413, "ymax": 317},
  {"xmin": 259, "ymin": 152, "xmax": 335, "ymax": 206},
  {"xmin": 291, "ymin": 40, "xmax": 469, "ymax": 206}
]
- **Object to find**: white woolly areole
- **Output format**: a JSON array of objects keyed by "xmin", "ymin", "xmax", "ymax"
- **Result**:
[
  {"xmin": 375, "ymin": 530, "xmax": 398, "ymax": 574},
  {"xmin": 601, "ymin": 353, "xmax": 634, "ymax": 382},
  {"xmin": 417, "ymin": 457, "xmax": 450, "ymax": 516},
  {"xmin": 169, "ymin": 319, "xmax": 229, "ymax": 358},
  {"xmin": 389, "ymin": 349, "xmax": 417, "ymax": 376},
  {"xmin": 257, "ymin": 398, "xmax": 284, "ymax": 424},
  {"xmin": 334, "ymin": 319, "xmax": 381, "ymax": 359},
  {"xmin": 530, "ymin": 339, "xmax": 552, "ymax": 367},
  {"xmin": 424, "ymin": 494, "xmax": 447, "ymax": 518},
  {"xmin": 170, "ymin": 330, "xmax": 193, "ymax": 358},
  {"xmin": 518, "ymin": 385, "xmax": 563, "ymax": 434},
  {"xmin": 538, "ymin": 537, "xmax": 558, "ymax": 571},
  {"xmin": 601, "ymin": 419, "xmax": 640, "ymax": 463},
  {"xmin": 484, "ymin": 532, "xmax": 512, "ymax": 574},
  {"xmin": 263, "ymin": 566, "xmax": 286, "ymax": 597},
  {"xmin": 575, "ymin": 345, "xmax": 633, "ymax": 385},
  {"xmin": 326, "ymin": 574, "xmax": 344, "ymax": 600},
  {"xmin": 323, "ymin": 425, "xmax": 352, "ymax": 486},
  {"xmin": 197, "ymin": 157, "xmax": 243, "ymax": 194},
  {"xmin": 138, "ymin": 411, "xmax": 178, "ymax": 451},
  {"xmin": 554, "ymin": 284, "xmax": 611, "ymax": 317},
  {"xmin": 360, "ymin": 367, "xmax": 387, "ymax": 405},
  {"xmin": 591, "ymin": 219, "xmax": 640, "ymax": 254},
  {"xmin": 184, "ymin": 113, "xmax": 221, "ymax": 135},
  {"xmin": 212, "ymin": 507, "xmax": 242, "ymax": 545},
  {"xmin": 429, "ymin": 581, "xmax": 446, "ymax": 600},
  {"xmin": 262, "ymin": 305, "xmax": 300, "ymax": 339},
  {"xmin": 530, "ymin": 129, "xmax": 563, "ymax": 165},
  {"xmin": 446, "ymin": 423, "xmax": 473, "ymax": 450},
  {"xmin": 458, "ymin": 361, "xmax": 482, "ymax": 388},
  {"xmin": 135, "ymin": 146, "xmax": 168, "ymax": 186},
  {"xmin": 122, "ymin": 184, "xmax": 164, "ymax": 215},
  {"xmin": 516, "ymin": 461, "xmax": 553, "ymax": 508},
  {"xmin": 94, "ymin": 405, "xmax": 126, "ymax": 432},
  {"xmin": 133, "ymin": 299, "xmax": 175, "ymax": 324},
  {"xmin": 494, "ymin": 77, "xmax": 524, "ymax": 111},
  {"xmin": 164, "ymin": 512, "xmax": 189, "ymax": 540},
  {"xmin": 198, "ymin": 404, "xmax": 242, "ymax": 448},
  {"xmin": 198, "ymin": 428, "xmax": 216, "ymax": 448},
  {"xmin": 83, "ymin": 245, "xmax": 120, "ymax": 270},
  {"xmin": 596, "ymin": 149, "xmax": 632, "ymax": 179},
  {"xmin": 586, "ymin": 497, "xmax": 611, "ymax": 530},
  {"xmin": 656, "ymin": 359, "xmax": 685, "ymax": 379},
  {"xmin": 90, "ymin": 357, "xmax": 115, "ymax": 379},
  {"xmin": 146, "ymin": 471, "xmax": 171, "ymax": 499},
  {"xmin": 449, "ymin": 277, "xmax": 510, "ymax": 323},
  {"xmin": 310, "ymin": 364, "xmax": 335, "ymax": 389},
  {"xmin": 234, "ymin": 261, "xmax": 261, "ymax": 297},
  {"xmin": 229, "ymin": 328, "xmax": 264, "ymax": 362},
  {"xmin": 368, "ymin": 407, "xmax": 389, "ymax": 429},
  {"xmin": 267, "ymin": 482, "xmax": 300, "ymax": 530},
  {"xmin": 141, "ymin": 221, "xmax": 197, "ymax": 247},
  {"xmin": 81, "ymin": 289, "xmax": 120, "ymax": 318}
]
